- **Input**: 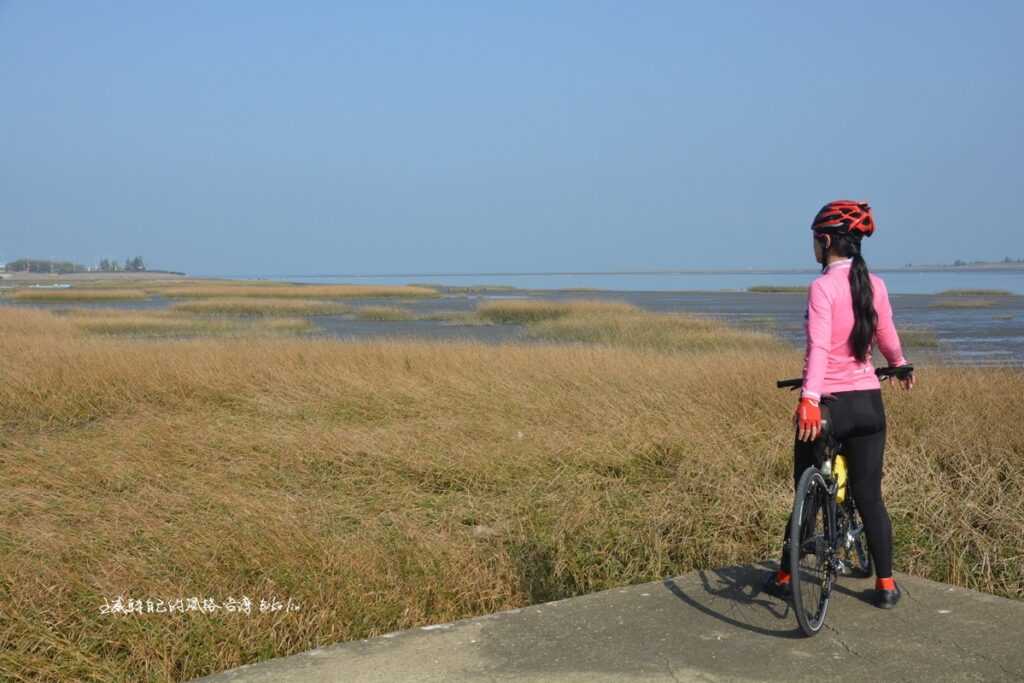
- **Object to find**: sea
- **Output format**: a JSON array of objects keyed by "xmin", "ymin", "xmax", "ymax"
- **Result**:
[{"xmin": 229, "ymin": 269, "xmax": 1024, "ymax": 366}]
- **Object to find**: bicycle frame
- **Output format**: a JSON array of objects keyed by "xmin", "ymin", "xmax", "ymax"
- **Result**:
[{"xmin": 812, "ymin": 422, "xmax": 865, "ymax": 580}]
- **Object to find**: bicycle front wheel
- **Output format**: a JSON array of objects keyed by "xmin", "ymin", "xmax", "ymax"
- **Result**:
[{"xmin": 789, "ymin": 466, "xmax": 832, "ymax": 636}]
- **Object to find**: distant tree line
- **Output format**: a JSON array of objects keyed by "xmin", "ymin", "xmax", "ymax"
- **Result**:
[
  {"xmin": 98, "ymin": 256, "xmax": 146, "ymax": 272},
  {"xmin": 4, "ymin": 258, "xmax": 89, "ymax": 273},
  {"xmin": 902, "ymin": 257, "xmax": 1024, "ymax": 268},
  {"xmin": 4, "ymin": 256, "xmax": 147, "ymax": 273},
  {"xmin": 952, "ymin": 257, "xmax": 1023, "ymax": 267}
]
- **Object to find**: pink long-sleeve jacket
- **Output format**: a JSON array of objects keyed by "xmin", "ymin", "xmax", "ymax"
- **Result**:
[{"xmin": 801, "ymin": 258, "xmax": 908, "ymax": 402}]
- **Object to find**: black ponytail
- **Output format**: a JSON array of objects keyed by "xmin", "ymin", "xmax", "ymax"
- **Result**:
[{"xmin": 833, "ymin": 233, "xmax": 877, "ymax": 361}]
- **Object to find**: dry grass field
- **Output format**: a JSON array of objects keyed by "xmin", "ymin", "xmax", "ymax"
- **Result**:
[
  {"xmin": 1, "ymin": 303, "xmax": 1021, "ymax": 681},
  {"xmin": 161, "ymin": 284, "xmax": 439, "ymax": 299},
  {"xmin": 52, "ymin": 307, "xmax": 314, "ymax": 337},
  {"xmin": 476, "ymin": 298, "xmax": 639, "ymax": 324},
  {"xmin": 8, "ymin": 288, "xmax": 149, "ymax": 302},
  {"xmin": 352, "ymin": 305, "xmax": 418, "ymax": 321},
  {"xmin": 171, "ymin": 298, "xmax": 352, "ymax": 317}
]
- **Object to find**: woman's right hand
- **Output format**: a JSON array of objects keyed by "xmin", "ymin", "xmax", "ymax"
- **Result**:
[{"xmin": 794, "ymin": 397, "xmax": 822, "ymax": 442}]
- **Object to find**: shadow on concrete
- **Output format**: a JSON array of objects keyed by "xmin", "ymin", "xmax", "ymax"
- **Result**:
[
  {"xmin": 194, "ymin": 565, "xmax": 1024, "ymax": 682},
  {"xmin": 832, "ymin": 580, "xmax": 884, "ymax": 606},
  {"xmin": 662, "ymin": 561, "xmax": 805, "ymax": 639}
]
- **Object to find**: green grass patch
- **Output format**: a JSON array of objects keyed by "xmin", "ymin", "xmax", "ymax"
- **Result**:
[
  {"xmin": 414, "ymin": 310, "xmax": 496, "ymax": 325},
  {"xmin": 747, "ymin": 285, "xmax": 807, "ymax": 293},
  {"xmin": 353, "ymin": 306, "xmax": 417, "ymax": 321},
  {"xmin": 937, "ymin": 289, "xmax": 1012, "ymax": 296},
  {"xmin": 930, "ymin": 299, "xmax": 998, "ymax": 309},
  {"xmin": 899, "ymin": 326, "xmax": 940, "ymax": 348},
  {"xmin": 162, "ymin": 284, "xmax": 440, "ymax": 299}
]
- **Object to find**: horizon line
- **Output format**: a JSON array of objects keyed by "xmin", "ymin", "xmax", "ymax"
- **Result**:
[{"xmin": 225, "ymin": 263, "xmax": 1024, "ymax": 279}]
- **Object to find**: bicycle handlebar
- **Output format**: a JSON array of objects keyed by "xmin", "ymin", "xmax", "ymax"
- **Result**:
[{"xmin": 776, "ymin": 364, "xmax": 914, "ymax": 390}]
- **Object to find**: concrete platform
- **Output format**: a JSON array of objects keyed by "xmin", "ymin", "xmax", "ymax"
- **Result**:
[{"xmin": 193, "ymin": 563, "xmax": 1024, "ymax": 682}]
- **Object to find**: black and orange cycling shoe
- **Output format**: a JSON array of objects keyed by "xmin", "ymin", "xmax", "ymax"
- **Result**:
[
  {"xmin": 874, "ymin": 577, "xmax": 901, "ymax": 608},
  {"xmin": 875, "ymin": 585, "xmax": 902, "ymax": 609},
  {"xmin": 762, "ymin": 571, "xmax": 792, "ymax": 599}
]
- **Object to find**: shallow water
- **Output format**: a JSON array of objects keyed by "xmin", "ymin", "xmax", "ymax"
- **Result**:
[
  {"xmin": 7, "ymin": 289, "xmax": 1023, "ymax": 366},
  {"xmin": 247, "ymin": 269, "xmax": 1024, "ymax": 295}
]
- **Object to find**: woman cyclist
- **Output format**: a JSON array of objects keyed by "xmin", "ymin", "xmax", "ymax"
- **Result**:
[{"xmin": 765, "ymin": 200, "xmax": 914, "ymax": 609}]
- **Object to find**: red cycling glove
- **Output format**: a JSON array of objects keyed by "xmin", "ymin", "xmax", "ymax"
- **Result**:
[{"xmin": 795, "ymin": 397, "xmax": 821, "ymax": 440}]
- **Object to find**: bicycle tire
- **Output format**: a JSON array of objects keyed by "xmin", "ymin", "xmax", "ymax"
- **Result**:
[{"xmin": 789, "ymin": 465, "xmax": 832, "ymax": 636}]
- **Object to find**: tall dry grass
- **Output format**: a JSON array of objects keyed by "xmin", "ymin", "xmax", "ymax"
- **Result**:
[
  {"xmin": 49, "ymin": 307, "xmax": 313, "ymax": 337},
  {"xmin": 0, "ymin": 305, "xmax": 1021, "ymax": 681},
  {"xmin": 897, "ymin": 326, "xmax": 940, "ymax": 349},
  {"xmin": 937, "ymin": 289, "xmax": 1012, "ymax": 296},
  {"xmin": 161, "ymin": 284, "xmax": 439, "ymax": 299},
  {"xmin": 476, "ymin": 298, "xmax": 639, "ymax": 324},
  {"xmin": 353, "ymin": 305, "xmax": 417, "ymax": 321},
  {"xmin": 748, "ymin": 285, "xmax": 806, "ymax": 293},
  {"xmin": 475, "ymin": 299, "xmax": 783, "ymax": 352},
  {"xmin": 171, "ymin": 298, "xmax": 351, "ymax": 317},
  {"xmin": 525, "ymin": 309, "xmax": 783, "ymax": 352},
  {"xmin": 8, "ymin": 288, "xmax": 148, "ymax": 301}
]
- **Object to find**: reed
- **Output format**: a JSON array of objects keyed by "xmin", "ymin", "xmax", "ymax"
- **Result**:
[
  {"xmin": 898, "ymin": 326, "xmax": 940, "ymax": 348},
  {"xmin": 1, "ymin": 305, "xmax": 1020, "ymax": 681},
  {"xmin": 747, "ymin": 285, "xmax": 807, "ymax": 293},
  {"xmin": 930, "ymin": 299, "xmax": 998, "ymax": 309},
  {"xmin": 171, "ymin": 298, "xmax": 351, "ymax": 316},
  {"xmin": 476, "ymin": 298, "xmax": 638, "ymax": 324},
  {"xmin": 353, "ymin": 306, "xmax": 417, "ymax": 321},
  {"xmin": 8, "ymin": 288, "xmax": 148, "ymax": 301},
  {"xmin": 162, "ymin": 284, "xmax": 440, "ymax": 299},
  {"xmin": 52, "ymin": 308, "xmax": 312, "ymax": 337},
  {"xmin": 415, "ymin": 283, "xmax": 521, "ymax": 293},
  {"xmin": 415, "ymin": 310, "xmax": 496, "ymax": 325},
  {"xmin": 937, "ymin": 289, "xmax": 1012, "ymax": 296}
]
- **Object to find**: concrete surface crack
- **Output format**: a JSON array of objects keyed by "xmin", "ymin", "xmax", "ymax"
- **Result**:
[
  {"xmin": 933, "ymin": 633, "xmax": 1019, "ymax": 678},
  {"xmin": 823, "ymin": 622, "xmax": 864, "ymax": 659},
  {"xmin": 662, "ymin": 655, "xmax": 683, "ymax": 683},
  {"xmin": 886, "ymin": 603, "xmax": 1020, "ymax": 679}
]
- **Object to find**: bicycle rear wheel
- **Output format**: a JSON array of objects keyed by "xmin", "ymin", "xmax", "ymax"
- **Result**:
[
  {"xmin": 838, "ymin": 500, "xmax": 873, "ymax": 579},
  {"xmin": 789, "ymin": 466, "xmax": 833, "ymax": 636}
]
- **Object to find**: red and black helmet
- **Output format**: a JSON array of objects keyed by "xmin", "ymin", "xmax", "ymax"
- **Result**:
[{"xmin": 811, "ymin": 200, "xmax": 875, "ymax": 237}]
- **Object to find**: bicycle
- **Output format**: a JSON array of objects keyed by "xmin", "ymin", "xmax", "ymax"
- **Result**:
[{"xmin": 774, "ymin": 364, "xmax": 914, "ymax": 636}]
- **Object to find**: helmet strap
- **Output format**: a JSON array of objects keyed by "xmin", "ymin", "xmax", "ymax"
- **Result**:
[{"xmin": 814, "ymin": 232, "xmax": 832, "ymax": 269}]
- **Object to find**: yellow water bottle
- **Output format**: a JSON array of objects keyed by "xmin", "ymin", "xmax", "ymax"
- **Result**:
[{"xmin": 835, "ymin": 454, "xmax": 848, "ymax": 503}]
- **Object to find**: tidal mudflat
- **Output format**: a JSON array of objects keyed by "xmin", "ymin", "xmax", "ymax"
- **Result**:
[{"xmin": 5, "ymin": 279, "xmax": 1020, "ymax": 364}]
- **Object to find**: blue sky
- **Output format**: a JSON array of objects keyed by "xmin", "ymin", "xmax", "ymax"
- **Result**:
[{"xmin": 2, "ymin": 1, "xmax": 1021, "ymax": 275}]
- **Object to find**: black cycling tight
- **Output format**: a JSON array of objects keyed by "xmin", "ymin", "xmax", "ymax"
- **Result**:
[{"xmin": 779, "ymin": 389, "xmax": 894, "ymax": 579}]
